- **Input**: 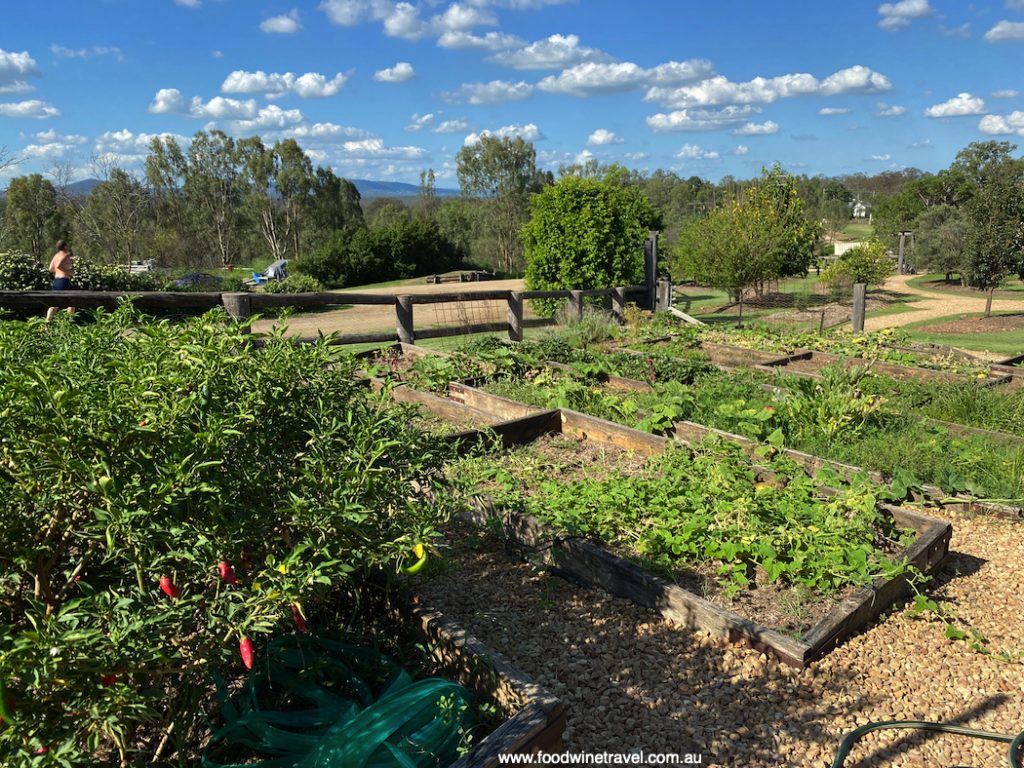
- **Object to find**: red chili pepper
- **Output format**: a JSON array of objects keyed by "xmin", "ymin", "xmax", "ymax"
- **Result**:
[
  {"xmin": 239, "ymin": 637, "xmax": 254, "ymax": 669},
  {"xmin": 159, "ymin": 576, "xmax": 180, "ymax": 599},
  {"xmin": 138, "ymin": 420, "xmax": 148, "ymax": 427},
  {"xmin": 291, "ymin": 603, "xmax": 308, "ymax": 634},
  {"xmin": 218, "ymin": 562, "xmax": 240, "ymax": 586},
  {"xmin": 35, "ymin": 746, "xmax": 49, "ymax": 755},
  {"xmin": 101, "ymin": 674, "xmax": 119, "ymax": 687}
]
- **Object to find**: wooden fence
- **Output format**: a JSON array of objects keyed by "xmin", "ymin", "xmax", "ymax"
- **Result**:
[{"xmin": 0, "ymin": 284, "xmax": 659, "ymax": 345}]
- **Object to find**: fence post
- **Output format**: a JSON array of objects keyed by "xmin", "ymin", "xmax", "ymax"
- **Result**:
[
  {"xmin": 644, "ymin": 231, "xmax": 659, "ymax": 310},
  {"xmin": 852, "ymin": 283, "xmax": 867, "ymax": 332},
  {"xmin": 611, "ymin": 287, "xmax": 627, "ymax": 325},
  {"xmin": 567, "ymin": 290, "xmax": 584, "ymax": 322},
  {"xmin": 656, "ymin": 277, "xmax": 673, "ymax": 311},
  {"xmin": 222, "ymin": 293, "xmax": 252, "ymax": 333},
  {"xmin": 507, "ymin": 291, "xmax": 524, "ymax": 342},
  {"xmin": 396, "ymin": 295, "xmax": 414, "ymax": 344}
]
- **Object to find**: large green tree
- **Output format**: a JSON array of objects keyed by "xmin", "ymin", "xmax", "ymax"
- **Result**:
[
  {"xmin": 2, "ymin": 174, "xmax": 64, "ymax": 259},
  {"xmin": 455, "ymin": 135, "xmax": 547, "ymax": 274},
  {"xmin": 522, "ymin": 173, "xmax": 656, "ymax": 298}
]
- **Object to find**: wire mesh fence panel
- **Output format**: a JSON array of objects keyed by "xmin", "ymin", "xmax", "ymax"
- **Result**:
[{"xmin": 423, "ymin": 298, "xmax": 511, "ymax": 350}]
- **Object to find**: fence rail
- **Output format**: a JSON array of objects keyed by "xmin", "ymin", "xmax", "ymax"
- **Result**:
[{"xmin": 0, "ymin": 283, "xmax": 660, "ymax": 344}]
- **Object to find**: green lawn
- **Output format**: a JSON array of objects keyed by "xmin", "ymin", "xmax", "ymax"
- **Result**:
[
  {"xmin": 900, "ymin": 313, "xmax": 1024, "ymax": 357},
  {"xmin": 906, "ymin": 274, "xmax": 1024, "ymax": 300},
  {"xmin": 840, "ymin": 222, "xmax": 874, "ymax": 240}
]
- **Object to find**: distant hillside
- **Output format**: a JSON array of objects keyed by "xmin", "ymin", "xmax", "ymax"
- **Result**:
[
  {"xmin": 2, "ymin": 177, "xmax": 458, "ymax": 200},
  {"xmin": 350, "ymin": 179, "xmax": 459, "ymax": 199}
]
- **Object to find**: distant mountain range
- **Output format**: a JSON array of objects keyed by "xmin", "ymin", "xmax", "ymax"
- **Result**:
[{"xmin": 1, "ymin": 178, "xmax": 458, "ymax": 200}]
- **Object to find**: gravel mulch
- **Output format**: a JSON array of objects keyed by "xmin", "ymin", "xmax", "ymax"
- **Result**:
[{"xmin": 415, "ymin": 510, "xmax": 1023, "ymax": 767}]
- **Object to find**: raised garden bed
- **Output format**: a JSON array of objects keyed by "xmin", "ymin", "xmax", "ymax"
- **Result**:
[
  {"xmin": 758, "ymin": 349, "xmax": 1009, "ymax": 385},
  {"xmin": 443, "ymin": 404, "xmax": 952, "ymax": 668},
  {"xmin": 624, "ymin": 335, "xmax": 785, "ymax": 369}
]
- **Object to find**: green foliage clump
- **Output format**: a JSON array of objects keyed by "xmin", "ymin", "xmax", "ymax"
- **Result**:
[
  {"xmin": 258, "ymin": 273, "xmax": 323, "ymax": 293},
  {"xmin": 821, "ymin": 239, "xmax": 893, "ymax": 290},
  {"xmin": 0, "ymin": 308, "xmax": 456, "ymax": 764},
  {"xmin": 454, "ymin": 438, "xmax": 913, "ymax": 599},
  {"xmin": 0, "ymin": 251, "xmax": 50, "ymax": 290},
  {"xmin": 0, "ymin": 252, "xmax": 157, "ymax": 291},
  {"xmin": 523, "ymin": 174, "xmax": 656, "ymax": 311}
]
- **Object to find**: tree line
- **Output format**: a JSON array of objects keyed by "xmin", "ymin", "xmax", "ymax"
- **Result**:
[{"xmin": 0, "ymin": 132, "xmax": 1021, "ymax": 304}]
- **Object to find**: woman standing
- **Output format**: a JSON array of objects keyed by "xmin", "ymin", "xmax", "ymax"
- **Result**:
[{"xmin": 46, "ymin": 239, "xmax": 75, "ymax": 322}]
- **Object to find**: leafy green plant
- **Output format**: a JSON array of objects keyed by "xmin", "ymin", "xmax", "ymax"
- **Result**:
[{"xmin": 0, "ymin": 308, "xmax": 457, "ymax": 765}]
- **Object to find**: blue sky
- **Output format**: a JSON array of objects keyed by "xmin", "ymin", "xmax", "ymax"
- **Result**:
[{"xmin": 1, "ymin": 0, "xmax": 1023, "ymax": 187}]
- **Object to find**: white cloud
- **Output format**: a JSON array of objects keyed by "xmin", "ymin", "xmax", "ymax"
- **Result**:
[
  {"xmin": 646, "ymin": 105, "xmax": 761, "ymax": 132},
  {"xmin": 734, "ymin": 145, "xmax": 748, "ymax": 155},
  {"xmin": 34, "ymin": 129, "xmax": 86, "ymax": 144},
  {"xmin": 374, "ymin": 62, "xmax": 415, "ymax": 82},
  {"xmin": 586, "ymin": 128, "xmax": 621, "ymax": 145},
  {"xmin": 624, "ymin": 151, "xmax": 647, "ymax": 161},
  {"xmin": 979, "ymin": 111, "xmax": 1024, "ymax": 136},
  {"xmin": 924, "ymin": 92, "xmax": 985, "ymax": 117},
  {"xmin": 0, "ymin": 49, "xmax": 41, "ymax": 92},
  {"xmin": 188, "ymin": 95, "xmax": 259, "ymax": 119},
  {"xmin": 675, "ymin": 143, "xmax": 719, "ymax": 160},
  {"xmin": 878, "ymin": 0, "xmax": 932, "ymax": 31},
  {"xmin": 50, "ymin": 44, "xmax": 124, "ymax": 61},
  {"xmin": 405, "ymin": 112, "xmax": 435, "ymax": 132},
  {"xmin": 875, "ymin": 102, "xmax": 907, "ymax": 116},
  {"xmin": 232, "ymin": 105, "xmax": 305, "ymax": 132},
  {"xmin": 435, "ymin": 3, "xmax": 495, "ymax": 31},
  {"xmin": 464, "ymin": 122, "xmax": 543, "ymax": 145},
  {"xmin": 434, "ymin": 118, "xmax": 471, "ymax": 133},
  {"xmin": 985, "ymin": 20, "xmax": 1024, "ymax": 41},
  {"xmin": 645, "ymin": 65, "xmax": 890, "ymax": 109},
  {"xmin": 437, "ymin": 30, "xmax": 524, "ymax": 50},
  {"xmin": 866, "ymin": 153, "xmax": 892, "ymax": 161},
  {"xmin": 174, "ymin": 0, "xmax": 201, "ymax": 6},
  {"xmin": 383, "ymin": 3, "xmax": 429, "ymax": 39},
  {"xmin": 538, "ymin": 59, "xmax": 714, "ymax": 97},
  {"xmin": 0, "ymin": 81, "xmax": 33, "ymax": 95},
  {"xmin": 0, "ymin": 99, "xmax": 60, "ymax": 119},
  {"xmin": 283, "ymin": 122, "xmax": 371, "ymax": 140},
  {"xmin": 573, "ymin": 148, "xmax": 595, "ymax": 165},
  {"xmin": 993, "ymin": 89, "xmax": 1020, "ymax": 98},
  {"xmin": 261, "ymin": 10, "xmax": 302, "ymax": 33},
  {"xmin": 340, "ymin": 137, "xmax": 427, "ymax": 159},
  {"xmin": 733, "ymin": 120, "xmax": 779, "ymax": 135},
  {"xmin": 489, "ymin": 34, "xmax": 612, "ymax": 70},
  {"xmin": 148, "ymin": 88, "xmax": 187, "ymax": 114},
  {"xmin": 908, "ymin": 139, "xmax": 934, "ymax": 149},
  {"xmin": 818, "ymin": 107, "xmax": 849, "ymax": 115},
  {"xmin": 468, "ymin": 0, "xmax": 576, "ymax": 7},
  {"xmin": 221, "ymin": 70, "xmax": 349, "ymax": 99},
  {"xmin": 442, "ymin": 79, "xmax": 532, "ymax": 104},
  {"xmin": 940, "ymin": 23, "xmax": 971, "ymax": 38},
  {"xmin": 212, "ymin": 50, "xmax": 224, "ymax": 58},
  {"xmin": 94, "ymin": 130, "xmax": 190, "ymax": 166},
  {"xmin": 319, "ymin": 0, "xmax": 392, "ymax": 25}
]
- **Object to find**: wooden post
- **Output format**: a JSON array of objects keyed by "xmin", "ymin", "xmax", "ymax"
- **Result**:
[
  {"xmin": 611, "ymin": 287, "xmax": 627, "ymax": 325},
  {"xmin": 644, "ymin": 232, "xmax": 659, "ymax": 310},
  {"xmin": 397, "ymin": 295, "xmax": 414, "ymax": 344},
  {"xmin": 852, "ymin": 283, "xmax": 867, "ymax": 332},
  {"xmin": 567, "ymin": 291, "xmax": 584, "ymax": 322},
  {"xmin": 656, "ymin": 277, "xmax": 672, "ymax": 311},
  {"xmin": 222, "ymin": 292, "xmax": 252, "ymax": 333},
  {"xmin": 507, "ymin": 291, "xmax": 524, "ymax": 342}
]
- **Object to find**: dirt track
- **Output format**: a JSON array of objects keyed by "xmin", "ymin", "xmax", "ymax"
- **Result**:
[
  {"xmin": 864, "ymin": 275, "xmax": 1024, "ymax": 331},
  {"xmin": 251, "ymin": 278, "xmax": 528, "ymax": 337}
]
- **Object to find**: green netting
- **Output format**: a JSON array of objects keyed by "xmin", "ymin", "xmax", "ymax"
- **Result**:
[{"xmin": 202, "ymin": 634, "xmax": 476, "ymax": 768}]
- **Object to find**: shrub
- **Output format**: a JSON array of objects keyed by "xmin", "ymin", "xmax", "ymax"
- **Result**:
[
  {"xmin": 821, "ymin": 240, "xmax": 893, "ymax": 292},
  {"xmin": 0, "ymin": 308, "xmax": 456, "ymax": 764},
  {"xmin": 258, "ymin": 273, "xmax": 323, "ymax": 293},
  {"xmin": 523, "ymin": 175, "xmax": 655, "ymax": 315},
  {"xmin": 0, "ymin": 252, "xmax": 49, "ymax": 290}
]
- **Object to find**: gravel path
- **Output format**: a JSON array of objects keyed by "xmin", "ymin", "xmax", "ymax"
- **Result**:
[
  {"xmin": 865, "ymin": 276, "xmax": 1024, "ymax": 332},
  {"xmin": 417, "ymin": 511, "xmax": 1023, "ymax": 767}
]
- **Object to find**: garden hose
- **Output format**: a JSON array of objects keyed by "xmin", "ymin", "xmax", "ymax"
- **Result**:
[
  {"xmin": 829, "ymin": 720, "xmax": 1023, "ymax": 768},
  {"xmin": 202, "ymin": 634, "xmax": 475, "ymax": 768}
]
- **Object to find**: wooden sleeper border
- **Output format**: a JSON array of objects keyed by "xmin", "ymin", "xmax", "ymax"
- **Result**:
[
  {"xmin": 389, "ymin": 598, "xmax": 566, "ymax": 766},
  {"xmin": 446, "ymin": 403, "xmax": 953, "ymax": 668}
]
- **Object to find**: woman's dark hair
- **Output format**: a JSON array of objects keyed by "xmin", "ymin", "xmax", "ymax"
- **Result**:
[{"xmin": 56, "ymin": 240, "xmax": 69, "ymax": 252}]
